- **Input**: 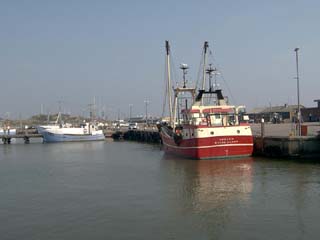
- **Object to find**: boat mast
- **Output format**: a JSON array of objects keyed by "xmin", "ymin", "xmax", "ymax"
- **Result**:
[
  {"xmin": 173, "ymin": 64, "xmax": 188, "ymax": 129},
  {"xmin": 165, "ymin": 41, "xmax": 173, "ymax": 126},
  {"xmin": 201, "ymin": 42, "xmax": 209, "ymax": 91},
  {"xmin": 206, "ymin": 64, "xmax": 215, "ymax": 92},
  {"xmin": 201, "ymin": 41, "xmax": 209, "ymax": 105},
  {"xmin": 181, "ymin": 64, "xmax": 189, "ymax": 110}
]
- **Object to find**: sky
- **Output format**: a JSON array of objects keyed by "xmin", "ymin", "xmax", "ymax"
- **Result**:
[{"xmin": 1, "ymin": 0, "xmax": 320, "ymax": 119}]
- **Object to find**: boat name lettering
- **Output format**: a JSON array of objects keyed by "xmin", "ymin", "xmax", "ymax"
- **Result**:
[{"xmin": 214, "ymin": 137, "xmax": 238, "ymax": 145}]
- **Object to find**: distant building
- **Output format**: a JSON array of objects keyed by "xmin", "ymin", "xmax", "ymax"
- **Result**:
[
  {"xmin": 301, "ymin": 100, "xmax": 320, "ymax": 122},
  {"xmin": 124, "ymin": 116, "xmax": 161, "ymax": 124},
  {"xmin": 248, "ymin": 104, "xmax": 304, "ymax": 123}
]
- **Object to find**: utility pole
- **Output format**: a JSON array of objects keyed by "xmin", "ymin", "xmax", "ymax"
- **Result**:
[{"xmin": 294, "ymin": 47, "xmax": 301, "ymax": 136}]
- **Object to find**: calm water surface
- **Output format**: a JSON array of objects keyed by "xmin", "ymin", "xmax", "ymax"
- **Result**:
[{"xmin": 1, "ymin": 140, "xmax": 320, "ymax": 240}]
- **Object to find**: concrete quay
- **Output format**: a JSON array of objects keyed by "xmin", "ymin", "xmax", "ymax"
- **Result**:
[
  {"xmin": 112, "ymin": 123, "xmax": 320, "ymax": 159},
  {"xmin": 251, "ymin": 123, "xmax": 320, "ymax": 158}
]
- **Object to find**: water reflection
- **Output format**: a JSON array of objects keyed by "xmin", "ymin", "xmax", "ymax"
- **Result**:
[
  {"xmin": 161, "ymin": 155, "xmax": 253, "ymax": 236},
  {"xmin": 162, "ymin": 155, "xmax": 253, "ymax": 207}
]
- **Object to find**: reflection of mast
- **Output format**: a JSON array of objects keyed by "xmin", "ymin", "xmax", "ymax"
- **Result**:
[{"xmin": 161, "ymin": 156, "xmax": 253, "ymax": 237}]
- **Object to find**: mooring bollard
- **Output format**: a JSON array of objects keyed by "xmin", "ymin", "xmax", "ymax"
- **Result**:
[
  {"xmin": 24, "ymin": 136, "xmax": 30, "ymax": 144},
  {"xmin": 261, "ymin": 118, "xmax": 265, "ymax": 152}
]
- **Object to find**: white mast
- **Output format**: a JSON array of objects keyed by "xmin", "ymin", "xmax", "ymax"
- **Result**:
[
  {"xmin": 172, "ymin": 92, "xmax": 178, "ymax": 130},
  {"xmin": 165, "ymin": 41, "xmax": 173, "ymax": 125}
]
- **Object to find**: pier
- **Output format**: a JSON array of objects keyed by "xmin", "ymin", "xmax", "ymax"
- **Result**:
[
  {"xmin": 1, "ymin": 133, "xmax": 42, "ymax": 144},
  {"xmin": 1, "ymin": 129, "xmax": 42, "ymax": 144}
]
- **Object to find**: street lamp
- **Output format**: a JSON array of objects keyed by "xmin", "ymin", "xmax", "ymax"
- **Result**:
[{"xmin": 294, "ymin": 47, "xmax": 301, "ymax": 136}]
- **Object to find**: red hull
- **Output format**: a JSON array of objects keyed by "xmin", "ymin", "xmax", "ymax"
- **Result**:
[{"xmin": 160, "ymin": 131, "xmax": 253, "ymax": 160}]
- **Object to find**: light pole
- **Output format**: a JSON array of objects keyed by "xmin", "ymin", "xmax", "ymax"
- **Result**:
[
  {"xmin": 129, "ymin": 104, "xmax": 133, "ymax": 122},
  {"xmin": 144, "ymin": 100, "xmax": 149, "ymax": 125},
  {"xmin": 294, "ymin": 47, "xmax": 301, "ymax": 136}
]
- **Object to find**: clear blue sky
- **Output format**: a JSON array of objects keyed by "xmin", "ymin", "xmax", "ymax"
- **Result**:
[{"xmin": 1, "ymin": 0, "xmax": 320, "ymax": 119}]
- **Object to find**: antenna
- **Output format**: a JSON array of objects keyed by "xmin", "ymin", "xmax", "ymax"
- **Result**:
[
  {"xmin": 206, "ymin": 64, "xmax": 217, "ymax": 91},
  {"xmin": 165, "ymin": 40, "xmax": 170, "ymax": 55}
]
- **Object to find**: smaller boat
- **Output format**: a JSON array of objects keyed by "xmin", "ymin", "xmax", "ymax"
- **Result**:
[{"xmin": 41, "ymin": 122, "xmax": 105, "ymax": 143}]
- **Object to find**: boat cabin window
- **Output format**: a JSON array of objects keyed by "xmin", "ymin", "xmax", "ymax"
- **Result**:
[
  {"xmin": 228, "ymin": 114, "xmax": 236, "ymax": 125},
  {"xmin": 185, "ymin": 111, "xmax": 238, "ymax": 126},
  {"xmin": 210, "ymin": 114, "xmax": 222, "ymax": 126},
  {"xmin": 208, "ymin": 112, "xmax": 238, "ymax": 126}
]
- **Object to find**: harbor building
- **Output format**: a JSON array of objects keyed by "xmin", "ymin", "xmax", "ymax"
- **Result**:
[
  {"xmin": 248, "ymin": 104, "xmax": 304, "ymax": 123},
  {"xmin": 301, "ymin": 99, "xmax": 320, "ymax": 122}
]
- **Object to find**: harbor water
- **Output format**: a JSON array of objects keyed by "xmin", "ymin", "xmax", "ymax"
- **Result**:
[{"xmin": 1, "ymin": 140, "xmax": 320, "ymax": 239}]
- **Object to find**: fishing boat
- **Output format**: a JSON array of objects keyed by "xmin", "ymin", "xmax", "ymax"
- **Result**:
[
  {"xmin": 41, "ymin": 122, "xmax": 105, "ymax": 143},
  {"xmin": 160, "ymin": 41, "xmax": 253, "ymax": 159}
]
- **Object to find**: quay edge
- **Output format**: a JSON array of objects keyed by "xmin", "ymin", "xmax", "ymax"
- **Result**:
[
  {"xmin": 111, "ymin": 129, "xmax": 320, "ymax": 159},
  {"xmin": 254, "ymin": 135, "xmax": 320, "ymax": 158}
]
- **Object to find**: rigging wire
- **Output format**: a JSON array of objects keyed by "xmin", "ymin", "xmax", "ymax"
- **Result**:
[
  {"xmin": 207, "ymin": 46, "xmax": 237, "ymax": 105},
  {"xmin": 161, "ymin": 43, "xmax": 179, "ymax": 118},
  {"xmin": 219, "ymin": 70, "xmax": 237, "ymax": 105},
  {"xmin": 170, "ymin": 52, "xmax": 179, "ymax": 88},
  {"xmin": 195, "ymin": 45, "xmax": 205, "ymax": 91}
]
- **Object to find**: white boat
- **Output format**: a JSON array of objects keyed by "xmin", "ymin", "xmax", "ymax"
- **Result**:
[
  {"xmin": 36, "ymin": 112, "xmax": 62, "ymax": 135},
  {"xmin": 37, "ymin": 125, "xmax": 60, "ymax": 135},
  {"xmin": 41, "ymin": 123, "xmax": 105, "ymax": 143}
]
